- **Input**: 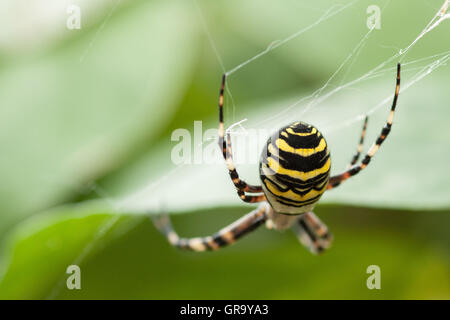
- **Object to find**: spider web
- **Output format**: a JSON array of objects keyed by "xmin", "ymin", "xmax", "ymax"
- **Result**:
[
  {"xmin": 120, "ymin": 0, "xmax": 450, "ymax": 213},
  {"xmin": 46, "ymin": 0, "xmax": 450, "ymax": 298},
  {"xmin": 211, "ymin": 0, "xmax": 450, "ymax": 175},
  {"xmin": 223, "ymin": 0, "xmax": 450, "ymax": 131}
]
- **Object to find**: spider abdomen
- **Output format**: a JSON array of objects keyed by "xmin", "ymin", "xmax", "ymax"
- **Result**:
[{"xmin": 259, "ymin": 121, "xmax": 330, "ymax": 215}]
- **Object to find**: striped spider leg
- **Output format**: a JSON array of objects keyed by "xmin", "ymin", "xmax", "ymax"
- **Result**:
[
  {"xmin": 152, "ymin": 203, "xmax": 270, "ymax": 252},
  {"xmin": 264, "ymin": 210, "xmax": 333, "ymax": 255},
  {"xmin": 218, "ymin": 74, "xmax": 266, "ymax": 203},
  {"xmin": 152, "ymin": 205, "xmax": 331, "ymax": 253},
  {"xmin": 292, "ymin": 212, "xmax": 333, "ymax": 255},
  {"xmin": 348, "ymin": 115, "xmax": 368, "ymax": 168},
  {"xmin": 327, "ymin": 63, "xmax": 401, "ymax": 190}
]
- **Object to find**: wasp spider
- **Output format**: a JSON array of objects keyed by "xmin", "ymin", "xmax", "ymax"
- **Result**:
[{"xmin": 153, "ymin": 63, "xmax": 401, "ymax": 254}]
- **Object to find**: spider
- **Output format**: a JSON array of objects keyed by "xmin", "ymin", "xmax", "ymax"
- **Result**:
[{"xmin": 153, "ymin": 63, "xmax": 401, "ymax": 254}]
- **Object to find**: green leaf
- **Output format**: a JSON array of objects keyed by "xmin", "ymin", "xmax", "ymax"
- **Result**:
[
  {"xmin": 0, "ymin": 0, "xmax": 199, "ymax": 234},
  {"xmin": 0, "ymin": 201, "xmax": 118, "ymax": 299}
]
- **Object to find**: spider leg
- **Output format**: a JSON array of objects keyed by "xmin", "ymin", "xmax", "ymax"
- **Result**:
[
  {"xmin": 292, "ymin": 212, "xmax": 333, "ymax": 255},
  {"xmin": 218, "ymin": 74, "xmax": 263, "ymax": 199},
  {"xmin": 348, "ymin": 115, "xmax": 368, "ymax": 168},
  {"xmin": 327, "ymin": 63, "xmax": 401, "ymax": 190},
  {"xmin": 226, "ymin": 130, "xmax": 266, "ymax": 203},
  {"xmin": 152, "ymin": 204, "xmax": 269, "ymax": 251}
]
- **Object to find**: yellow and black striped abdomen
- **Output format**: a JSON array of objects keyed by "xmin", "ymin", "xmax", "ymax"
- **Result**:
[{"xmin": 260, "ymin": 122, "xmax": 330, "ymax": 215}]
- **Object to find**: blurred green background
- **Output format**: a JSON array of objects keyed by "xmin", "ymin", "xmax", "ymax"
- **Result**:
[{"xmin": 0, "ymin": 0, "xmax": 449, "ymax": 299}]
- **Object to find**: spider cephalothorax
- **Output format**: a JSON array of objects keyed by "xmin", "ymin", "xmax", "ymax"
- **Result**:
[
  {"xmin": 153, "ymin": 64, "xmax": 401, "ymax": 255},
  {"xmin": 260, "ymin": 122, "xmax": 330, "ymax": 215}
]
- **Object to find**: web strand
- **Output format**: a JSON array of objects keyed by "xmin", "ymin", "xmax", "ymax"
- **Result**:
[{"xmin": 225, "ymin": 0, "xmax": 360, "ymax": 77}]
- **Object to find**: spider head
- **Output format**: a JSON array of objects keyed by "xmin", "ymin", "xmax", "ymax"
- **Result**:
[{"xmin": 259, "ymin": 121, "xmax": 331, "ymax": 215}]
